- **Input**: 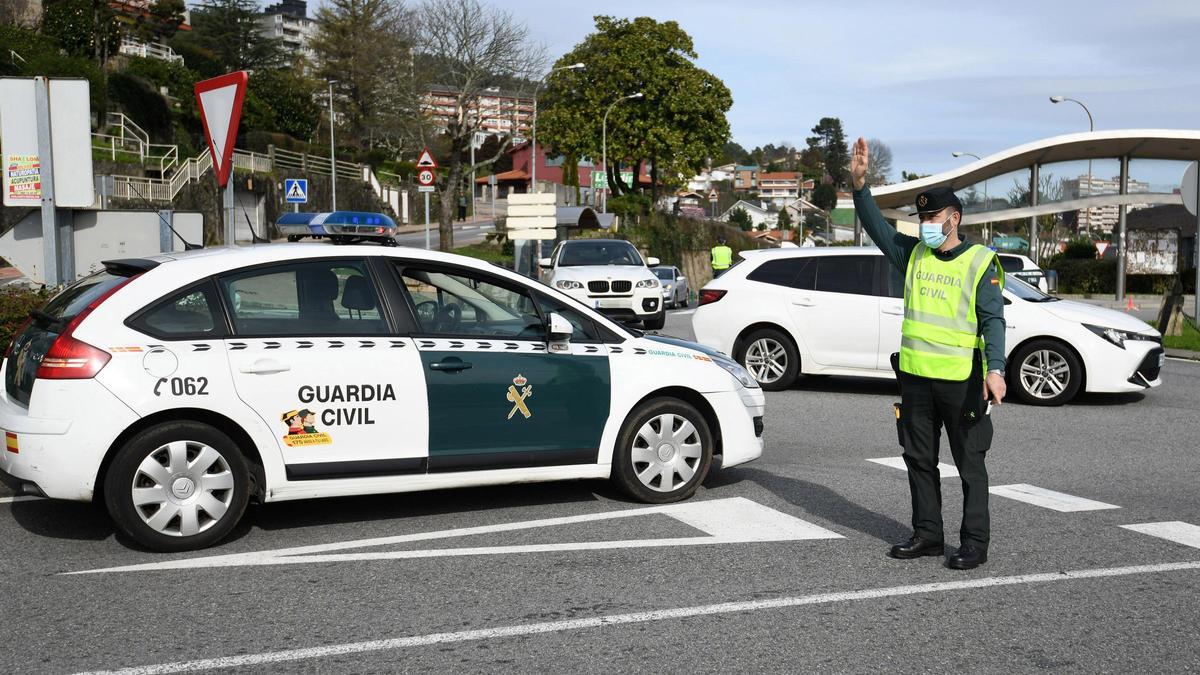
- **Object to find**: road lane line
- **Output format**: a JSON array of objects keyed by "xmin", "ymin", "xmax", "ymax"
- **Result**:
[
  {"xmin": 866, "ymin": 456, "xmax": 959, "ymax": 478},
  {"xmin": 1122, "ymin": 522, "xmax": 1200, "ymax": 549},
  {"xmin": 0, "ymin": 495, "xmax": 43, "ymax": 504},
  {"xmin": 75, "ymin": 559, "xmax": 1200, "ymax": 675},
  {"xmin": 988, "ymin": 484, "xmax": 1120, "ymax": 512}
]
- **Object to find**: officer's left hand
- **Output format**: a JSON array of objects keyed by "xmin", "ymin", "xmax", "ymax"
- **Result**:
[{"xmin": 984, "ymin": 372, "xmax": 1006, "ymax": 404}]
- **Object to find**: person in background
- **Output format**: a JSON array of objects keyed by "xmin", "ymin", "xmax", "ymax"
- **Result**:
[{"xmin": 711, "ymin": 237, "xmax": 733, "ymax": 278}]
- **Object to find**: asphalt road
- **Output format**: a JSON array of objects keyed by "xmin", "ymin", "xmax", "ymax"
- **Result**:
[
  {"xmin": 3, "ymin": 309, "xmax": 1200, "ymax": 673},
  {"xmin": 394, "ymin": 220, "xmax": 495, "ymax": 248}
]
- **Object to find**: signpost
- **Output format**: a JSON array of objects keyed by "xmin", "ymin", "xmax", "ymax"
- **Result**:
[
  {"xmin": 284, "ymin": 178, "xmax": 308, "ymax": 212},
  {"xmin": 708, "ymin": 188, "xmax": 719, "ymax": 218},
  {"xmin": 194, "ymin": 71, "xmax": 248, "ymax": 246},
  {"xmin": 507, "ymin": 192, "xmax": 556, "ymax": 278},
  {"xmin": 417, "ymin": 147, "xmax": 438, "ymax": 249},
  {"xmin": 1180, "ymin": 161, "xmax": 1200, "ymax": 321}
]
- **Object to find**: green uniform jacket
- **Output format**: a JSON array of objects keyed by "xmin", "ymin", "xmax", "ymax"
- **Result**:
[{"xmin": 853, "ymin": 186, "xmax": 1007, "ymax": 372}]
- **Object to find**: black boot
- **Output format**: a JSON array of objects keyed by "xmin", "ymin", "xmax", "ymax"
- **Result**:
[
  {"xmin": 946, "ymin": 545, "xmax": 988, "ymax": 570},
  {"xmin": 888, "ymin": 535, "xmax": 945, "ymax": 559}
]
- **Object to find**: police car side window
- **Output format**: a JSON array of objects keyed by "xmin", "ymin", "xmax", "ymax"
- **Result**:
[
  {"xmin": 814, "ymin": 256, "xmax": 874, "ymax": 296},
  {"xmin": 220, "ymin": 260, "xmax": 387, "ymax": 336},
  {"xmin": 998, "ymin": 255, "xmax": 1023, "ymax": 273},
  {"xmin": 130, "ymin": 282, "xmax": 225, "ymax": 339},
  {"xmin": 399, "ymin": 267, "xmax": 543, "ymax": 338}
]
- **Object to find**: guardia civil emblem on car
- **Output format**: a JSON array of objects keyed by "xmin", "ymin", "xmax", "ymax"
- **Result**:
[{"xmin": 506, "ymin": 374, "xmax": 533, "ymax": 420}]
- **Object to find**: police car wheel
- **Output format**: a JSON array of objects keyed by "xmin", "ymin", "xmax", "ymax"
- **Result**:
[
  {"xmin": 737, "ymin": 328, "xmax": 799, "ymax": 391},
  {"xmin": 104, "ymin": 421, "xmax": 250, "ymax": 552},
  {"xmin": 612, "ymin": 398, "xmax": 714, "ymax": 504},
  {"xmin": 1010, "ymin": 339, "xmax": 1082, "ymax": 406}
]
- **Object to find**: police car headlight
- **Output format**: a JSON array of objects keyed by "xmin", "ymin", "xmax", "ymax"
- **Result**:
[
  {"xmin": 1083, "ymin": 323, "xmax": 1144, "ymax": 349},
  {"xmin": 713, "ymin": 354, "xmax": 760, "ymax": 389},
  {"xmin": 636, "ymin": 279, "xmax": 659, "ymax": 288},
  {"xmin": 556, "ymin": 280, "xmax": 584, "ymax": 290}
]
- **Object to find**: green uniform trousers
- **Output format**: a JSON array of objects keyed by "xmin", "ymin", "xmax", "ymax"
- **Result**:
[{"xmin": 898, "ymin": 368, "xmax": 993, "ymax": 550}]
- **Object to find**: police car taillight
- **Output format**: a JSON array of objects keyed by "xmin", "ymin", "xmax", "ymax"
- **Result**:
[
  {"xmin": 698, "ymin": 289, "xmax": 727, "ymax": 306},
  {"xmin": 35, "ymin": 275, "xmax": 136, "ymax": 380}
]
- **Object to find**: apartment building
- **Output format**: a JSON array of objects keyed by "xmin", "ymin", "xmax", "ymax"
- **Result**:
[
  {"xmin": 423, "ymin": 85, "xmax": 534, "ymax": 137},
  {"xmin": 257, "ymin": 0, "xmax": 317, "ymax": 65}
]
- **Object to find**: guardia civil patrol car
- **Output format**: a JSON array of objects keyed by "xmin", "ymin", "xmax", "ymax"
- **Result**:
[{"xmin": 1, "ymin": 244, "xmax": 764, "ymax": 551}]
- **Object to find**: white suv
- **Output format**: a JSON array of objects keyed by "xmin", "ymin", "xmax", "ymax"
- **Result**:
[
  {"xmin": 692, "ymin": 247, "xmax": 1164, "ymax": 406},
  {"xmin": 541, "ymin": 239, "xmax": 666, "ymax": 330}
]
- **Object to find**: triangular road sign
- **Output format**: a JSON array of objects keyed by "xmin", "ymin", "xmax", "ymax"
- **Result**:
[
  {"xmin": 194, "ymin": 71, "xmax": 248, "ymax": 188},
  {"xmin": 416, "ymin": 148, "xmax": 438, "ymax": 169}
]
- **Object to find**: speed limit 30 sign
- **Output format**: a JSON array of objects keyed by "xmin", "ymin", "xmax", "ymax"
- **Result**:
[{"xmin": 417, "ymin": 148, "xmax": 437, "ymax": 193}]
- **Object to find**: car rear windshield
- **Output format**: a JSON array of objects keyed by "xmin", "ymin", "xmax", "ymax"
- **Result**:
[{"xmin": 559, "ymin": 241, "xmax": 643, "ymax": 267}]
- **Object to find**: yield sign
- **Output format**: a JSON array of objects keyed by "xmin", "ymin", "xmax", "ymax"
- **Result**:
[
  {"xmin": 194, "ymin": 71, "xmax": 248, "ymax": 188},
  {"xmin": 416, "ymin": 147, "xmax": 438, "ymax": 169}
]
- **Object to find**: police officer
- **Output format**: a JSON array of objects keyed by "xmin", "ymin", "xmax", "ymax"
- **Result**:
[
  {"xmin": 711, "ymin": 237, "xmax": 733, "ymax": 278},
  {"xmin": 850, "ymin": 137, "xmax": 1006, "ymax": 570}
]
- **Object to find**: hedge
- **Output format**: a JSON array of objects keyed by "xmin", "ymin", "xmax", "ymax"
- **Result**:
[
  {"xmin": 1045, "ymin": 258, "xmax": 1196, "ymax": 295},
  {"xmin": 1, "ymin": 287, "xmax": 52, "ymax": 351}
]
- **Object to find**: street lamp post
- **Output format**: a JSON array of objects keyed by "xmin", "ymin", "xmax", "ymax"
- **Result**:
[
  {"xmin": 530, "ymin": 63, "xmax": 584, "ymax": 194},
  {"xmin": 952, "ymin": 151, "xmax": 987, "ymax": 243},
  {"xmin": 602, "ymin": 92, "xmax": 643, "ymax": 214},
  {"xmin": 328, "ymin": 80, "xmax": 337, "ymax": 211},
  {"xmin": 1050, "ymin": 96, "xmax": 1095, "ymax": 235}
]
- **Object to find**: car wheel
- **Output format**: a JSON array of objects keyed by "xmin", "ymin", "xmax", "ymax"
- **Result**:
[
  {"xmin": 737, "ymin": 327, "xmax": 799, "ymax": 391},
  {"xmin": 104, "ymin": 421, "xmax": 250, "ymax": 552},
  {"xmin": 643, "ymin": 311, "xmax": 666, "ymax": 330},
  {"xmin": 1010, "ymin": 339, "xmax": 1083, "ymax": 406},
  {"xmin": 611, "ymin": 398, "xmax": 714, "ymax": 504}
]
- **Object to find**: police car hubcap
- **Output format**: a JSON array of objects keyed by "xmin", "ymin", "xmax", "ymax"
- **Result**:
[
  {"xmin": 132, "ymin": 441, "xmax": 235, "ymax": 537},
  {"xmin": 745, "ymin": 338, "xmax": 787, "ymax": 384},
  {"xmin": 1019, "ymin": 349, "xmax": 1070, "ymax": 399},
  {"xmin": 631, "ymin": 413, "xmax": 703, "ymax": 493}
]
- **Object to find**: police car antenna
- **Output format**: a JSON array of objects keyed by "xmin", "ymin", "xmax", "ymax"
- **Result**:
[
  {"xmin": 238, "ymin": 202, "xmax": 270, "ymax": 244},
  {"xmin": 124, "ymin": 181, "xmax": 203, "ymax": 250}
]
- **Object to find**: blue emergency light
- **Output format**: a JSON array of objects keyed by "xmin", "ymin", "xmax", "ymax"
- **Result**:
[{"xmin": 276, "ymin": 211, "xmax": 399, "ymax": 245}]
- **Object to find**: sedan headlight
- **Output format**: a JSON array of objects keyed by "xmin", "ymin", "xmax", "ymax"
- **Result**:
[
  {"xmin": 712, "ymin": 353, "xmax": 760, "ymax": 389},
  {"xmin": 556, "ymin": 280, "xmax": 584, "ymax": 290},
  {"xmin": 663, "ymin": 284, "xmax": 673, "ymax": 291},
  {"xmin": 636, "ymin": 278, "xmax": 659, "ymax": 288},
  {"xmin": 1083, "ymin": 323, "xmax": 1153, "ymax": 349}
]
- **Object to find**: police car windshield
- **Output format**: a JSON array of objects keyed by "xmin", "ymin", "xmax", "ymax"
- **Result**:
[
  {"xmin": 1006, "ymin": 275, "xmax": 1059, "ymax": 302},
  {"xmin": 559, "ymin": 241, "xmax": 644, "ymax": 267}
]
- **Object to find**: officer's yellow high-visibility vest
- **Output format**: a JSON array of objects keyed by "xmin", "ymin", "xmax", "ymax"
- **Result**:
[
  {"xmin": 899, "ymin": 243, "xmax": 1004, "ymax": 381},
  {"xmin": 711, "ymin": 245, "xmax": 733, "ymax": 270}
]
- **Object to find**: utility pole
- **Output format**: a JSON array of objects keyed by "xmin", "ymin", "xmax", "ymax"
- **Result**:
[{"xmin": 329, "ymin": 80, "xmax": 337, "ymax": 211}]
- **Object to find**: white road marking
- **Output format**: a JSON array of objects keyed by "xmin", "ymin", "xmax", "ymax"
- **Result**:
[
  {"xmin": 1122, "ymin": 521, "xmax": 1200, "ymax": 549},
  {"xmin": 0, "ymin": 495, "xmax": 43, "ymax": 504},
  {"xmin": 68, "ymin": 497, "xmax": 842, "ymax": 574},
  {"xmin": 988, "ymin": 484, "xmax": 1119, "ymax": 512},
  {"xmin": 866, "ymin": 456, "xmax": 959, "ymax": 478},
  {"xmin": 76, "ymin": 559, "xmax": 1200, "ymax": 675}
]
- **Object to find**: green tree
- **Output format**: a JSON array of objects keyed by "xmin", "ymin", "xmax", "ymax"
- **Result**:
[
  {"xmin": 727, "ymin": 206, "xmax": 753, "ymax": 231},
  {"xmin": 776, "ymin": 207, "xmax": 792, "ymax": 231},
  {"xmin": 538, "ymin": 16, "xmax": 732, "ymax": 204},
  {"xmin": 134, "ymin": 0, "xmax": 187, "ymax": 43},
  {"xmin": 807, "ymin": 117, "xmax": 849, "ymax": 188},
  {"xmin": 246, "ymin": 69, "xmax": 321, "ymax": 140},
  {"xmin": 812, "ymin": 182, "xmax": 837, "ymax": 212},
  {"xmin": 719, "ymin": 141, "xmax": 750, "ymax": 165},
  {"xmin": 170, "ymin": 0, "xmax": 286, "ymax": 76},
  {"xmin": 900, "ymin": 170, "xmax": 930, "ymax": 181},
  {"xmin": 41, "ymin": 0, "xmax": 120, "ymax": 63}
]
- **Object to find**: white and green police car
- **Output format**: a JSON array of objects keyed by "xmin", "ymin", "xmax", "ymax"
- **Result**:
[{"xmin": 1, "ymin": 244, "xmax": 764, "ymax": 551}]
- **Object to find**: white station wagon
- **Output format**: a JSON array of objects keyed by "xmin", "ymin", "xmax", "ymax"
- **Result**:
[{"xmin": 1, "ymin": 244, "xmax": 764, "ymax": 551}]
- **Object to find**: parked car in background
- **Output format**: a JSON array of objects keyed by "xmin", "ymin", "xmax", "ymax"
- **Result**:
[
  {"xmin": 997, "ymin": 253, "xmax": 1053, "ymax": 293},
  {"xmin": 652, "ymin": 266, "xmax": 690, "ymax": 309},
  {"xmin": 692, "ymin": 247, "xmax": 1163, "ymax": 405},
  {"xmin": 541, "ymin": 239, "xmax": 666, "ymax": 329}
]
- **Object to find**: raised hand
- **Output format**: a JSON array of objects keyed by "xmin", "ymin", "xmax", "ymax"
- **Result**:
[{"xmin": 851, "ymin": 136, "xmax": 869, "ymax": 190}]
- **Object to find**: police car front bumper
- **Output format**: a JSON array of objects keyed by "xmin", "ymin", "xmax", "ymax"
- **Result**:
[{"xmin": 708, "ymin": 387, "xmax": 765, "ymax": 469}]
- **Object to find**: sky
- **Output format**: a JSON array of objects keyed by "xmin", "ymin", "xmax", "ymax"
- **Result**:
[{"xmin": 486, "ymin": 0, "xmax": 1200, "ymax": 184}]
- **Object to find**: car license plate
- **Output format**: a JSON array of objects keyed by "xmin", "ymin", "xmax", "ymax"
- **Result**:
[{"xmin": 598, "ymin": 298, "xmax": 628, "ymax": 309}]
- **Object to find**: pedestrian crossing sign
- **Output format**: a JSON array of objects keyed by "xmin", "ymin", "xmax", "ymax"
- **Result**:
[{"xmin": 285, "ymin": 178, "xmax": 308, "ymax": 204}]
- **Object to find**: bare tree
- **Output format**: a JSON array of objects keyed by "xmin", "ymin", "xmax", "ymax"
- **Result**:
[
  {"xmin": 414, "ymin": 0, "xmax": 546, "ymax": 250},
  {"xmin": 865, "ymin": 138, "xmax": 893, "ymax": 186}
]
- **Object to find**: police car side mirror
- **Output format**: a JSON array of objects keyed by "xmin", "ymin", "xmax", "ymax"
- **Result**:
[
  {"xmin": 646, "ymin": 257, "xmax": 661, "ymax": 267},
  {"xmin": 547, "ymin": 312, "xmax": 573, "ymax": 344},
  {"xmin": 538, "ymin": 257, "xmax": 553, "ymax": 269}
]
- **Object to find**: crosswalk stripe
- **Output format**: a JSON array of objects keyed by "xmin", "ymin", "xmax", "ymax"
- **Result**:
[
  {"xmin": 988, "ymin": 484, "xmax": 1120, "ymax": 512},
  {"xmin": 866, "ymin": 456, "xmax": 959, "ymax": 478},
  {"xmin": 1121, "ymin": 521, "xmax": 1200, "ymax": 549}
]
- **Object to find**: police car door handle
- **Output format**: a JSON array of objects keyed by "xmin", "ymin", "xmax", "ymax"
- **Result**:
[
  {"xmin": 430, "ymin": 359, "xmax": 473, "ymax": 372},
  {"xmin": 882, "ymin": 306, "xmax": 904, "ymax": 315},
  {"xmin": 239, "ymin": 359, "xmax": 291, "ymax": 374},
  {"xmin": 791, "ymin": 297, "xmax": 815, "ymax": 307}
]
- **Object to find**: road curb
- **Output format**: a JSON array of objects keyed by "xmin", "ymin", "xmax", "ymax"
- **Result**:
[{"xmin": 1166, "ymin": 348, "xmax": 1200, "ymax": 361}]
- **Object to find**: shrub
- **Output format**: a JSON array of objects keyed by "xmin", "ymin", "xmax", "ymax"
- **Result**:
[
  {"xmin": 1062, "ymin": 236, "xmax": 1097, "ymax": 260},
  {"xmin": 1045, "ymin": 258, "xmax": 1196, "ymax": 295},
  {"xmin": 108, "ymin": 72, "xmax": 173, "ymax": 142},
  {"xmin": 1, "ymin": 287, "xmax": 52, "ymax": 351}
]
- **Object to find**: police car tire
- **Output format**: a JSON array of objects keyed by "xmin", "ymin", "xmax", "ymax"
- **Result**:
[
  {"xmin": 644, "ymin": 312, "xmax": 666, "ymax": 330},
  {"xmin": 611, "ymin": 398, "xmax": 714, "ymax": 504},
  {"xmin": 104, "ymin": 421, "xmax": 250, "ymax": 552},
  {"xmin": 736, "ymin": 328, "xmax": 799, "ymax": 391},
  {"xmin": 1009, "ymin": 338, "xmax": 1083, "ymax": 406}
]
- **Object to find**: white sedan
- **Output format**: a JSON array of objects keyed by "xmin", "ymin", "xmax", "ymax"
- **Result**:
[
  {"xmin": 692, "ymin": 247, "xmax": 1163, "ymax": 405},
  {"xmin": 1, "ymin": 243, "xmax": 764, "ymax": 551}
]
